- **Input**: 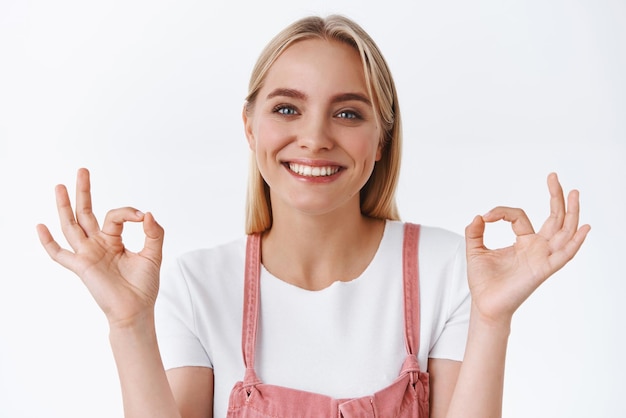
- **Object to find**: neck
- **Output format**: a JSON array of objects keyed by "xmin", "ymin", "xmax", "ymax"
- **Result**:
[{"xmin": 261, "ymin": 204, "xmax": 386, "ymax": 291}]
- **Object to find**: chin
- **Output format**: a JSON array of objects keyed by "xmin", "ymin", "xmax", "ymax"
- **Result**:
[{"xmin": 283, "ymin": 194, "xmax": 359, "ymax": 218}]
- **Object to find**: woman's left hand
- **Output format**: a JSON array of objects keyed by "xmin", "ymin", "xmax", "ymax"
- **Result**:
[{"xmin": 464, "ymin": 172, "xmax": 591, "ymax": 325}]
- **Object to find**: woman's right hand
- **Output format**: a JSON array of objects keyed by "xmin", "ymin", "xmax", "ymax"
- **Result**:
[{"xmin": 36, "ymin": 168, "xmax": 164, "ymax": 328}]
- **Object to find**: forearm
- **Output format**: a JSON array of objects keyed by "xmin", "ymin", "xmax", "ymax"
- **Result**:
[
  {"xmin": 445, "ymin": 304, "xmax": 511, "ymax": 418},
  {"xmin": 109, "ymin": 312, "xmax": 181, "ymax": 418}
]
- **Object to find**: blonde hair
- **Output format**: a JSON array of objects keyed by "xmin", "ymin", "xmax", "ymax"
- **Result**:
[{"xmin": 244, "ymin": 15, "xmax": 402, "ymax": 234}]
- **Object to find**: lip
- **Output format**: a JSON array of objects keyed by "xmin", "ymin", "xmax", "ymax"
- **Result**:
[
  {"xmin": 282, "ymin": 159, "xmax": 344, "ymax": 182},
  {"xmin": 284, "ymin": 158, "xmax": 344, "ymax": 167}
]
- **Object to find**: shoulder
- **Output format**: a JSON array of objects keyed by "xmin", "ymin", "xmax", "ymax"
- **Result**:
[
  {"xmin": 380, "ymin": 221, "xmax": 465, "ymax": 281},
  {"xmin": 173, "ymin": 236, "xmax": 246, "ymax": 273},
  {"xmin": 396, "ymin": 221, "xmax": 467, "ymax": 290},
  {"xmin": 160, "ymin": 236, "xmax": 248, "ymax": 295},
  {"xmin": 386, "ymin": 220, "xmax": 464, "ymax": 254},
  {"xmin": 417, "ymin": 224, "xmax": 465, "ymax": 254},
  {"xmin": 415, "ymin": 223, "xmax": 465, "ymax": 274}
]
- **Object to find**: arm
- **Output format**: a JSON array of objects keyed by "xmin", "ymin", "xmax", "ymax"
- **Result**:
[
  {"xmin": 37, "ymin": 168, "xmax": 210, "ymax": 417},
  {"xmin": 428, "ymin": 359, "xmax": 461, "ymax": 418},
  {"xmin": 109, "ymin": 316, "xmax": 214, "ymax": 418},
  {"xmin": 429, "ymin": 315, "xmax": 510, "ymax": 418},
  {"xmin": 167, "ymin": 367, "xmax": 214, "ymax": 418},
  {"xmin": 108, "ymin": 313, "xmax": 182, "ymax": 418},
  {"xmin": 434, "ymin": 173, "xmax": 590, "ymax": 418},
  {"xmin": 443, "ymin": 306, "xmax": 510, "ymax": 418}
]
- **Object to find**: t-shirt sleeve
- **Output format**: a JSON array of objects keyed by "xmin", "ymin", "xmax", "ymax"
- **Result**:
[
  {"xmin": 428, "ymin": 238, "xmax": 471, "ymax": 361},
  {"xmin": 155, "ymin": 257, "xmax": 213, "ymax": 370}
]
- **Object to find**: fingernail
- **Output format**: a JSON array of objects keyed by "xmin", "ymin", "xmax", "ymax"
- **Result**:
[{"xmin": 136, "ymin": 210, "xmax": 145, "ymax": 217}]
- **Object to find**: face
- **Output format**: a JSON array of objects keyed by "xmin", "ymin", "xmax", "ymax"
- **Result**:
[{"xmin": 244, "ymin": 38, "xmax": 382, "ymax": 218}]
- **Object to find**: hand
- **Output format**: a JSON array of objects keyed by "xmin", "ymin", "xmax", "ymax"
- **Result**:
[
  {"xmin": 464, "ymin": 173, "xmax": 590, "ymax": 325},
  {"xmin": 36, "ymin": 168, "xmax": 164, "ymax": 328}
]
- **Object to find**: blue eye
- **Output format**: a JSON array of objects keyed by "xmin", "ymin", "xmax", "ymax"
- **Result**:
[
  {"xmin": 275, "ymin": 106, "xmax": 298, "ymax": 116},
  {"xmin": 337, "ymin": 110, "xmax": 360, "ymax": 120}
]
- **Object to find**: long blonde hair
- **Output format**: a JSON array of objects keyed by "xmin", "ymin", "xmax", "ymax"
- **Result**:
[{"xmin": 244, "ymin": 15, "xmax": 402, "ymax": 234}]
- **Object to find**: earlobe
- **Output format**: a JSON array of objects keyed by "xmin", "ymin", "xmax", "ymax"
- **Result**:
[{"xmin": 242, "ymin": 105, "xmax": 256, "ymax": 151}]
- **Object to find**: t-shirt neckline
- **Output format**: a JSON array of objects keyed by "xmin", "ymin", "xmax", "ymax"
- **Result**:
[{"xmin": 259, "ymin": 220, "xmax": 394, "ymax": 293}]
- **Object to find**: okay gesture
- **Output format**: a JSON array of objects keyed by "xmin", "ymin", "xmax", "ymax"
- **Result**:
[
  {"xmin": 464, "ymin": 173, "xmax": 590, "ymax": 324},
  {"xmin": 36, "ymin": 168, "xmax": 164, "ymax": 327}
]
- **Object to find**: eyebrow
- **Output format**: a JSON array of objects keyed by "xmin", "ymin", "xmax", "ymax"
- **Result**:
[
  {"xmin": 267, "ymin": 88, "xmax": 307, "ymax": 101},
  {"xmin": 266, "ymin": 88, "xmax": 372, "ymax": 106}
]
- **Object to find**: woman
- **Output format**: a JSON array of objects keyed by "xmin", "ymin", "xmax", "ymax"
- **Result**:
[{"xmin": 36, "ymin": 15, "xmax": 590, "ymax": 418}]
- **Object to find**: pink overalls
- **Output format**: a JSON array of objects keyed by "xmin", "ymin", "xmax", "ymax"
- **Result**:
[{"xmin": 227, "ymin": 223, "xmax": 429, "ymax": 417}]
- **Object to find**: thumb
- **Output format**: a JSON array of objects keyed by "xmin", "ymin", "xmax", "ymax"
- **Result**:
[
  {"xmin": 465, "ymin": 215, "xmax": 487, "ymax": 252},
  {"xmin": 140, "ymin": 212, "xmax": 164, "ymax": 264}
]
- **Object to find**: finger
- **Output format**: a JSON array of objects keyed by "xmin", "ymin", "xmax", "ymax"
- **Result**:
[
  {"xmin": 482, "ymin": 206, "xmax": 535, "ymax": 236},
  {"xmin": 538, "ymin": 172, "xmax": 566, "ymax": 239},
  {"xmin": 548, "ymin": 189, "xmax": 582, "ymax": 252},
  {"xmin": 55, "ymin": 184, "xmax": 88, "ymax": 250},
  {"xmin": 36, "ymin": 223, "xmax": 80, "ymax": 273},
  {"xmin": 37, "ymin": 223, "xmax": 62, "ymax": 259},
  {"xmin": 563, "ymin": 189, "xmax": 582, "ymax": 236},
  {"xmin": 101, "ymin": 207, "xmax": 145, "ymax": 237},
  {"xmin": 75, "ymin": 168, "xmax": 100, "ymax": 236},
  {"xmin": 465, "ymin": 215, "xmax": 487, "ymax": 252},
  {"xmin": 139, "ymin": 212, "xmax": 165, "ymax": 265},
  {"xmin": 548, "ymin": 224, "xmax": 591, "ymax": 274}
]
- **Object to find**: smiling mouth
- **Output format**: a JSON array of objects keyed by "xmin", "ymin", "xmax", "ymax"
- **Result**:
[{"xmin": 287, "ymin": 163, "xmax": 341, "ymax": 177}]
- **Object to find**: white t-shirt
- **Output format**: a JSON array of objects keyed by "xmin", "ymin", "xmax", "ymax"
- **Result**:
[{"xmin": 155, "ymin": 220, "xmax": 470, "ymax": 417}]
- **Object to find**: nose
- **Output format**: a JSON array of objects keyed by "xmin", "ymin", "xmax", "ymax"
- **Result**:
[{"xmin": 297, "ymin": 113, "xmax": 334, "ymax": 152}]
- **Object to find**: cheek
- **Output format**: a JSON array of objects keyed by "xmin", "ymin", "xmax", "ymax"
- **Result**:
[
  {"xmin": 352, "ymin": 133, "xmax": 383, "ymax": 164},
  {"xmin": 254, "ymin": 119, "xmax": 292, "ymax": 152}
]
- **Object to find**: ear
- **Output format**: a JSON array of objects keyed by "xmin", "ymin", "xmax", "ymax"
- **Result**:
[
  {"xmin": 242, "ymin": 104, "xmax": 256, "ymax": 151},
  {"xmin": 375, "ymin": 141, "xmax": 383, "ymax": 161}
]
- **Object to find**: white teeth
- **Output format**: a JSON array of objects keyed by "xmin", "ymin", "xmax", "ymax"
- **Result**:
[{"xmin": 289, "ymin": 163, "xmax": 340, "ymax": 177}]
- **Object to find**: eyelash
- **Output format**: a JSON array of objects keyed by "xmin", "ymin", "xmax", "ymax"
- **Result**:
[
  {"xmin": 336, "ymin": 110, "xmax": 362, "ymax": 120},
  {"xmin": 273, "ymin": 105, "xmax": 299, "ymax": 116},
  {"xmin": 272, "ymin": 105, "xmax": 363, "ymax": 120}
]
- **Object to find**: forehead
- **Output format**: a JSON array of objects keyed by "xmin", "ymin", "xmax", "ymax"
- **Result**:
[{"xmin": 260, "ymin": 38, "xmax": 369, "ymax": 98}]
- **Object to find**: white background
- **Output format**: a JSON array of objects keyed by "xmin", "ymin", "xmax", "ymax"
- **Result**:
[{"xmin": 1, "ymin": 0, "xmax": 624, "ymax": 417}]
